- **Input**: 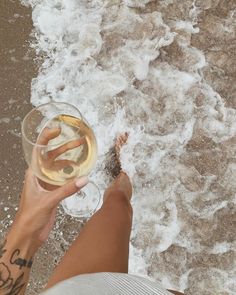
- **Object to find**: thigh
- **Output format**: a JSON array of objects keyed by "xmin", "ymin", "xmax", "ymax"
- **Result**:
[{"xmin": 46, "ymin": 191, "xmax": 133, "ymax": 289}]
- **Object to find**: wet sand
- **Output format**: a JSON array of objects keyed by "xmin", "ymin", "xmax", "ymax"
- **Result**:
[
  {"xmin": 0, "ymin": 4, "xmax": 83, "ymax": 294},
  {"xmin": 1, "ymin": 1, "xmax": 236, "ymax": 295},
  {"xmin": 0, "ymin": 1, "xmax": 36, "ymax": 293},
  {"xmin": 0, "ymin": 3, "xmax": 35, "ymax": 220}
]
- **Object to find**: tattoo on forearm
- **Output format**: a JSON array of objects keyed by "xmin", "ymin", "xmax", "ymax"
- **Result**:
[
  {"xmin": 0, "ymin": 240, "xmax": 7, "ymax": 259},
  {"xmin": 10, "ymin": 250, "xmax": 33, "ymax": 270},
  {"xmin": 0, "ymin": 239, "xmax": 34, "ymax": 294},
  {"xmin": 0, "ymin": 239, "xmax": 33, "ymax": 270},
  {"xmin": 0, "ymin": 262, "xmax": 25, "ymax": 295}
]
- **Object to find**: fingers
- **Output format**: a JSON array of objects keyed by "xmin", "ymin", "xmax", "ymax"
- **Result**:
[
  {"xmin": 50, "ymin": 160, "xmax": 77, "ymax": 171},
  {"xmin": 50, "ymin": 176, "xmax": 89, "ymax": 205},
  {"xmin": 22, "ymin": 168, "xmax": 41, "ymax": 199},
  {"xmin": 43, "ymin": 159, "xmax": 76, "ymax": 170},
  {"xmin": 37, "ymin": 127, "xmax": 61, "ymax": 145},
  {"xmin": 47, "ymin": 137, "xmax": 86, "ymax": 160}
]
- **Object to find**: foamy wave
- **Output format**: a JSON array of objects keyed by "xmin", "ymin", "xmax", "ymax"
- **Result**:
[{"xmin": 21, "ymin": 0, "xmax": 236, "ymax": 294}]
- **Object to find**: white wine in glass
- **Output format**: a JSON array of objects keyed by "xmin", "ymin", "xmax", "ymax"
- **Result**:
[{"xmin": 22, "ymin": 102, "xmax": 101, "ymax": 218}]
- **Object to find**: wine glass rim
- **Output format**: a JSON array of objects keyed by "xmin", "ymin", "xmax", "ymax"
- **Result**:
[{"xmin": 21, "ymin": 101, "xmax": 84, "ymax": 148}]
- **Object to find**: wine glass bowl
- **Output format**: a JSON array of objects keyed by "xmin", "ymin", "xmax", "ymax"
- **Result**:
[{"xmin": 21, "ymin": 102, "xmax": 101, "ymax": 218}]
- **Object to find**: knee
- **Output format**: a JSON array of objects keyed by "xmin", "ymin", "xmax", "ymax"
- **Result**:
[{"xmin": 103, "ymin": 190, "xmax": 133, "ymax": 221}]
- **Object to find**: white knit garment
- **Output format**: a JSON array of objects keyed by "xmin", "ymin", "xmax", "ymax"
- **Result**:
[{"xmin": 41, "ymin": 273, "xmax": 173, "ymax": 295}]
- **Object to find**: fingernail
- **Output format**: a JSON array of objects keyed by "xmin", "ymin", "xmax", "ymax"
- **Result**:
[{"xmin": 75, "ymin": 176, "xmax": 89, "ymax": 188}]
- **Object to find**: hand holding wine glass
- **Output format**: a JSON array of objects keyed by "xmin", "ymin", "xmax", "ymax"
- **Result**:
[
  {"xmin": 15, "ymin": 169, "xmax": 88, "ymax": 249},
  {"xmin": 32, "ymin": 126, "xmax": 86, "ymax": 190},
  {"xmin": 22, "ymin": 102, "xmax": 101, "ymax": 218}
]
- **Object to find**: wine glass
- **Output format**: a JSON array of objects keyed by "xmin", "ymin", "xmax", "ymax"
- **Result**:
[{"xmin": 21, "ymin": 101, "xmax": 101, "ymax": 218}]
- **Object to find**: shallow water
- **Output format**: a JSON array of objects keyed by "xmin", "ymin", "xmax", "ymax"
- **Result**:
[{"xmin": 20, "ymin": 0, "xmax": 236, "ymax": 294}]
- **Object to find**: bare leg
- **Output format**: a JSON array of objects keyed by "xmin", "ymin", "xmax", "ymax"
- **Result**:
[
  {"xmin": 46, "ymin": 135, "xmax": 132, "ymax": 289},
  {"xmin": 46, "ymin": 133, "xmax": 184, "ymax": 294}
]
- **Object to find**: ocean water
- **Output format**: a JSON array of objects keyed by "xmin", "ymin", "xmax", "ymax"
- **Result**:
[{"xmin": 21, "ymin": 0, "xmax": 236, "ymax": 294}]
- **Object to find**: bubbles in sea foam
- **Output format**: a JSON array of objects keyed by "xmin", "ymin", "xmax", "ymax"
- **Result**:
[
  {"xmin": 128, "ymin": 244, "xmax": 149, "ymax": 278},
  {"xmin": 211, "ymin": 242, "xmax": 232, "ymax": 254},
  {"xmin": 20, "ymin": 0, "xmax": 236, "ymax": 293},
  {"xmin": 124, "ymin": 0, "xmax": 154, "ymax": 8}
]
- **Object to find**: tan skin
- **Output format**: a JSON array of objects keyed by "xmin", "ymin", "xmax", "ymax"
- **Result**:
[{"xmin": 0, "ymin": 132, "xmax": 184, "ymax": 295}]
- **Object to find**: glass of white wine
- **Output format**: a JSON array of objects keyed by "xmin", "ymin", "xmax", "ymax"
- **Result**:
[{"xmin": 21, "ymin": 101, "xmax": 101, "ymax": 218}]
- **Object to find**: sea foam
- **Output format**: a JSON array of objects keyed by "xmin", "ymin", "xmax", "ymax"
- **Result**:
[{"xmin": 21, "ymin": 0, "xmax": 236, "ymax": 294}]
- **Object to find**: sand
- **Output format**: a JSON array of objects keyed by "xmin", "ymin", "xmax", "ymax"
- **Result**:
[
  {"xmin": 1, "ymin": 1, "xmax": 236, "ymax": 295},
  {"xmin": 0, "ymin": 2, "xmax": 35, "ymax": 229}
]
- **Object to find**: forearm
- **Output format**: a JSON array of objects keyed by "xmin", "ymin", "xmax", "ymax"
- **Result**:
[{"xmin": 0, "ymin": 221, "xmax": 38, "ymax": 295}]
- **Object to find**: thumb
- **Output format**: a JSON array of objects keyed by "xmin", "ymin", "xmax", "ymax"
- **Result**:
[{"xmin": 51, "ymin": 176, "xmax": 89, "ymax": 205}]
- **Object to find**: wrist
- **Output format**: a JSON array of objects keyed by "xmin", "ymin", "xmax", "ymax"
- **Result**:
[{"xmin": 7, "ymin": 217, "xmax": 39, "ymax": 256}]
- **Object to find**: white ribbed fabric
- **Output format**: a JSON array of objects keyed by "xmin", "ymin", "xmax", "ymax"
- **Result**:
[{"xmin": 41, "ymin": 273, "xmax": 172, "ymax": 295}]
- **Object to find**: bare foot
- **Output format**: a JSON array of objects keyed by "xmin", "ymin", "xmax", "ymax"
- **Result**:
[
  {"xmin": 104, "ymin": 132, "xmax": 128, "ymax": 179},
  {"xmin": 104, "ymin": 133, "xmax": 132, "ymax": 202},
  {"xmin": 115, "ymin": 132, "xmax": 129, "ymax": 170}
]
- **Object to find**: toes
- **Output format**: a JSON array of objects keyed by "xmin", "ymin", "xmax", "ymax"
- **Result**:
[
  {"xmin": 115, "ymin": 133, "xmax": 129, "ymax": 157},
  {"xmin": 117, "ymin": 133, "xmax": 128, "ymax": 146},
  {"xmin": 118, "ymin": 137, "xmax": 123, "ymax": 146}
]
